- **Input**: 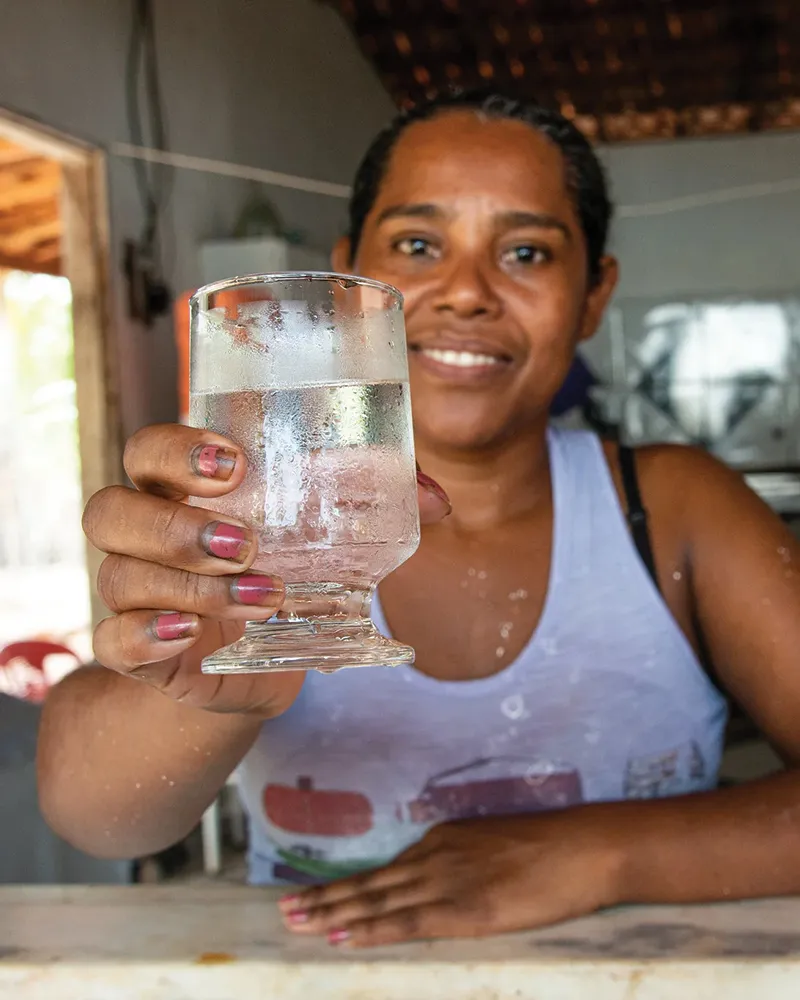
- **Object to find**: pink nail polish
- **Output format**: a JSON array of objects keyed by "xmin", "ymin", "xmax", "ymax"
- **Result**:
[
  {"xmin": 279, "ymin": 894, "xmax": 301, "ymax": 909},
  {"xmin": 153, "ymin": 613, "xmax": 196, "ymax": 642},
  {"xmin": 328, "ymin": 929, "xmax": 350, "ymax": 946},
  {"xmin": 202, "ymin": 522, "xmax": 250, "ymax": 561},
  {"xmin": 417, "ymin": 469, "xmax": 451, "ymax": 508},
  {"xmin": 287, "ymin": 910, "xmax": 309, "ymax": 926},
  {"xmin": 192, "ymin": 445, "xmax": 237, "ymax": 480},
  {"xmin": 231, "ymin": 574, "xmax": 283, "ymax": 606}
]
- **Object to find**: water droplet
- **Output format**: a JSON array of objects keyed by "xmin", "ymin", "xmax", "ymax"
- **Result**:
[
  {"xmin": 496, "ymin": 646, "xmax": 505, "ymax": 658},
  {"xmin": 460, "ymin": 579, "xmax": 469, "ymax": 589},
  {"xmin": 477, "ymin": 570, "xmax": 487, "ymax": 580},
  {"xmin": 468, "ymin": 567, "xmax": 476, "ymax": 577},
  {"xmin": 135, "ymin": 782, "xmax": 142, "ymax": 790},
  {"xmin": 500, "ymin": 622, "xmax": 514, "ymax": 639},
  {"xmin": 778, "ymin": 547, "xmax": 791, "ymax": 563},
  {"xmin": 168, "ymin": 780, "xmax": 175, "ymax": 787},
  {"xmin": 672, "ymin": 570, "xmax": 682, "ymax": 581},
  {"xmin": 501, "ymin": 693, "xmax": 526, "ymax": 719}
]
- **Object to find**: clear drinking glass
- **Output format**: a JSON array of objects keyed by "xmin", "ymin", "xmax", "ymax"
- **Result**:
[{"xmin": 188, "ymin": 273, "xmax": 420, "ymax": 674}]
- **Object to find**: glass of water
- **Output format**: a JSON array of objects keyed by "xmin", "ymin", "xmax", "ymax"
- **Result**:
[{"xmin": 188, "ymin": 273, "xmax": 420, "ymax": 674}]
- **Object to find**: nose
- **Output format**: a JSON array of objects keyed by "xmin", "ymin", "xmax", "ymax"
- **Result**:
[{"xmin": 431, "ymin": 258, "xmax": 502, "ymax": 321}]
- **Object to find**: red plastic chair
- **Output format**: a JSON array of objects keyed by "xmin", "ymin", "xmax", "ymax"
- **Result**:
[{"xmin": 0, "ymin": 640, "xmax": 80, "ymax": 703}]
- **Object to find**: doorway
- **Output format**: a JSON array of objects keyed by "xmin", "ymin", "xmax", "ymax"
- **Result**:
[{"xmin": 0, "ymin": 111, "xmax": 120, "ymax": 699}]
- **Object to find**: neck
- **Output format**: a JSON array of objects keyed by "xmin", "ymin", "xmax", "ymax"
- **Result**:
[{"xmin": 415, "ymin": 421, "xmax": 552, "ymax": 532}]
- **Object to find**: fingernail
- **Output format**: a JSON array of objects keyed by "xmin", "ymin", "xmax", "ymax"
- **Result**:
[
  {"xmin": 152, "ymin": 612, "xmax": 197, "ymax": 642},
  {"xmin": 202, "ymin": 522, "xmax": 250, "ymax": 561},
  {"xmin": 287, "ymin": 910, "xmax": 309, "ymax": 926},
  {"xmin": 192, "ymin": 445, "xmax": 237, "ymax": 481},
  {"xmin": 279, "ymin": 894, "xmax": 301, "ymax": 910},
  {"xmin": 231, "ymin": 574, "xmax": 283, "ymax": 606},
  {"xmin": 417, "ymin": 469, "xmax": 451, "ymax": 508},
  {"xmin": 328, "ymin": 929, "xmax": 350, "ymax": 946}
]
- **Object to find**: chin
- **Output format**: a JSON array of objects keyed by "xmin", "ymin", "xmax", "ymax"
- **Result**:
[{"xmin": 413, "ymin": 412, "xmax": 514, "ymax": 453}]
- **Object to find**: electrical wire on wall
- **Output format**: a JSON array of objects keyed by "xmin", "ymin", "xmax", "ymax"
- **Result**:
[{"xmin": 124, "ymin": 0, "xmax": 172, "ymax": 326}]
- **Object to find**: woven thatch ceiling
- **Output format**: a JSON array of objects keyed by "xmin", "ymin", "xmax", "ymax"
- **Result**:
[
  {"xmin": 326, "ymin": 0, "xmax": 800, "ymax": 141},
  {"xmin": 0, "ymin": 138, "xmax": 61, "ymax": 276}
]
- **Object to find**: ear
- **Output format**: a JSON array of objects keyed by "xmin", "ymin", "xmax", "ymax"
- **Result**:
[
  {"xmin": 331, "ymin": 236, "xmax": 353, "ymax": 274},
  {"xmin": 578, "ymin": 256, "xmax": 618, "ymax": 343}
]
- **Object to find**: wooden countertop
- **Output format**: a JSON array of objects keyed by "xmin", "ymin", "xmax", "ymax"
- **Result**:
[{"xmin": 2, "ymin": 885, "xmax": 800, "ymax": 999}]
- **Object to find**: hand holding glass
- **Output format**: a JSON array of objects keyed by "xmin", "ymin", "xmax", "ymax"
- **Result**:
[{"xmin": 189, "ymin": 273, "xmax": 420, "ymax": 674}]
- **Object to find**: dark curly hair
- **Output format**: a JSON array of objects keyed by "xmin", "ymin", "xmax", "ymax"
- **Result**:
[{"xmin": 347, "ymin": 91, "xmax": 613, "ymax": 286}]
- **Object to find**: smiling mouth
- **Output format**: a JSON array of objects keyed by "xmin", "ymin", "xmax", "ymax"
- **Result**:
[{"xmin": 412, "ymin": 346, "xmax": 511, "ymax": 371}]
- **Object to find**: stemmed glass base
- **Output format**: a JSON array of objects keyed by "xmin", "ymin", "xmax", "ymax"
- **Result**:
[{"xmin": 200, "ymin": 617, "xmax": 415, "ymax": 675}]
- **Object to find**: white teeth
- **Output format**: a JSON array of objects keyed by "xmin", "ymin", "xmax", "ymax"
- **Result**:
[{"xmin": 421, "ymin": 348, "xmax": 502, "ymax": 368}]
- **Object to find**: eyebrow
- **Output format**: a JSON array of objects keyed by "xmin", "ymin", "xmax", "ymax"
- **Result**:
[
  {"xmin": 375, "ymin": 203, "xmax": 443, "ymax": 225},
  {"xmin": 375, "ymin": 203, "xmax": 571, "ymax": 240},
  {"xmin": 496, "ymin": 210, "xmax": 572, "ymax": 241}
]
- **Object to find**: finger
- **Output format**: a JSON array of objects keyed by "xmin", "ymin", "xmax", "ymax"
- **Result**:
[
  {"xmin": 124, "ymin": 423, "xmax": 247, "ymax": 499},
  {"xmin": 93, "ymin": 609, "xmax": 203, "ymax": 676},
  {"xmin": 83, "ymin": 487, "xmax": 255, "ymax": 575},
  {"xmin": 285, "ymin": 880, "xmax": 431, "ymax": 937},
  {"xmin": 280, "ymin": 854, "xmax": 428, "ymax": 916},
  {"xmin": 416, "ymin": 469, "xmax": 451, "ymax": 524},
  {"xmin": 97, "ymin": 555, "xmax": 284, "ymax": 621},
  {"xmin": 327, "ymin": 902, "xmax": 457, "ymax": 949}
]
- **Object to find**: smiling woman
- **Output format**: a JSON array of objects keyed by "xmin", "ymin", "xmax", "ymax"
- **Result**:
[{"xmin": 39, "ymin": 91, "xmax": 800, "ymax": 949}]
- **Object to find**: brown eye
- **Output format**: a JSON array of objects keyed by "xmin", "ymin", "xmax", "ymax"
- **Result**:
[
  {"xmin": 500, "ymin": 244, "xmax": 550, "ymax": 266},
  {"xmin": 394, "ymin": 237, "xmax": 440, "ymax": 259}
]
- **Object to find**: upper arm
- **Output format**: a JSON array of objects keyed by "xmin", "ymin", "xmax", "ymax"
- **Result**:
[{"xmin": 662, "ymin": 448, "xmax": 800, "ymax": 763}]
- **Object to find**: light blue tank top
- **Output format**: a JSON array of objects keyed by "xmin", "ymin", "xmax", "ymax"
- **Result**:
[{"xmin": 238, "ymin": 429, "xmax": 728, "ymax": 885}]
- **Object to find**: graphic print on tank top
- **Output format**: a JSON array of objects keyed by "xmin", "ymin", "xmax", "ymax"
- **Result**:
[
  {"xmin": 262, "ymin": 751, "xmax": 585, "ymax": 883},
  {"xmin": 237, "ymin": 429, "xmax": 728, "ymax": 886}
]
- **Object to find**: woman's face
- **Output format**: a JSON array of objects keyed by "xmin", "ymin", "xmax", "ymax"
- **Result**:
[{"xmin": 335, "ymin": 111, "xmax": 617, "ymax": 453}]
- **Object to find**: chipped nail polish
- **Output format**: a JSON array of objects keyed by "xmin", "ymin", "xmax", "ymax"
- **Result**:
[
  {"xmin": 202, "ymin": 522, "xmax": 250, "ymax": 561},
  {"xmin": 192, "ymin": 445, "xmax": 237, "ymax": 480},
  {"xmin": 152, "ymin": 613, "xmax": 196, "ymax": 642},
  {"xmin": 231, "ymin": 574, "xmax": 283, "ymax": 606}
]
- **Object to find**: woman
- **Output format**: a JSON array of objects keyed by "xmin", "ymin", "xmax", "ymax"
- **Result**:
[{"xmin": 39, "ymin": 92, "xmax": 800, "ymax": 947}]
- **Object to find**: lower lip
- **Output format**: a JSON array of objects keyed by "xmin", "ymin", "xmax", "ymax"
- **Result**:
[{"xmin": 411, "ymin": 351, "xmax": 511, "ymax": 383}]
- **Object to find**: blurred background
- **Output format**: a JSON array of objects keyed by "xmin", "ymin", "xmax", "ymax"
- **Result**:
[{"xmin": 0, "ymin": 0, "xmax": 797, "ymax": 882}]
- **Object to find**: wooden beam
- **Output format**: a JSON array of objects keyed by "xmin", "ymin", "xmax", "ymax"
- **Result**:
[
  {"xmin": 0, "ymin": 107, "xmax": 93, "ymax": 165},
  {"xmin": 60, "ymin": 150, "xmax": 123, "ymax": 626}
]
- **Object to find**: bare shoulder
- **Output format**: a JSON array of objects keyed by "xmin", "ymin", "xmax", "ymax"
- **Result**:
[{"xmin": 603, "ymin": 439, "xmax": 771, "ymax": 524}]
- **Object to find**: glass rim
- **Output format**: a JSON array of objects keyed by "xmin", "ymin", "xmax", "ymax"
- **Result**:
[{"xmin": 190, "ymin": 271, "xmax": 403, "ymax": 307}]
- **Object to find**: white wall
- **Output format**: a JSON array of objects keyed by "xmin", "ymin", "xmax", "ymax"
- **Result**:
[
  {"xmin": 602, "ymin": 130, "xmax": 800, "ymax": 299},
  {"xmin": 1, "ymin": 0, "xmax": 392, "ymax": 433}
]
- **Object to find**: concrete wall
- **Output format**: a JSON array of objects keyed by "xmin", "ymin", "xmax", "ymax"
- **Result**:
[
  {"xmin": 1, "ymin": 0, "xmax": 392, "ymax": 433},
  {"xmin": 603, "ymin": 130, "xmax": 800, "ymax": 299}
]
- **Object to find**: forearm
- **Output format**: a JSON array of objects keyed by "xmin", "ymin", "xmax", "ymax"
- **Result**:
[
  {"xmin": 37, "ymin": 666, "xmax": 262, "ymax": 858},
  {"xmin": 595, "ymin": 770, "xmax": 800, "ymax": 905}
]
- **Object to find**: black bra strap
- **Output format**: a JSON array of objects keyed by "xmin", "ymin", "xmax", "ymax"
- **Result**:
[{"xmin": 618, "ymin": 445, "xmax": 660, "ymax": 592}]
